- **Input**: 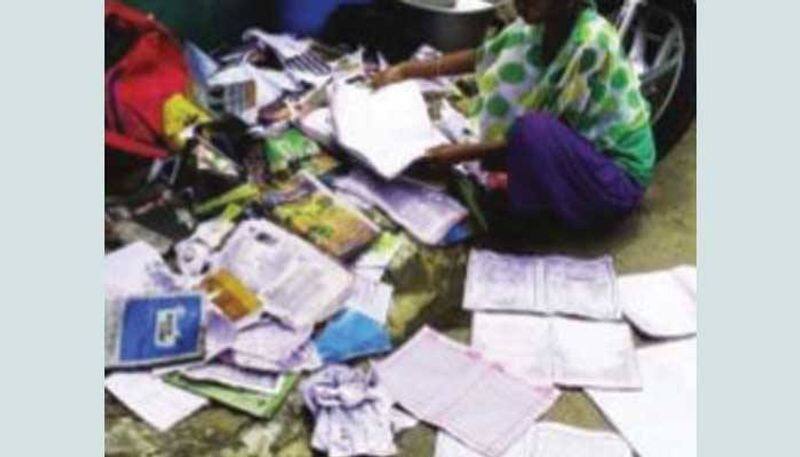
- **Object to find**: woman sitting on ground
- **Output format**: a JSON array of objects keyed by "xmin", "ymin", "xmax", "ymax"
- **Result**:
[{"xmin": 373, "ymin": 0, "xmax": 655, "ymax": 230}]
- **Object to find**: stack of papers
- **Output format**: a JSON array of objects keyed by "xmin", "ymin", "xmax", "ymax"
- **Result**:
[
  {"xmin": 471, "ymin": 313, "xmax": 641, "ymax": 389},
  {"xmin": 463, "ymin": 250, "xmax": 620, "ymax": 320},
  {"xmin": 329, "ymin": 80, "xmax": 449, "ymax": 179},
  {"xmin": 164, "ymin": 371, "xmax": 298, "ymax": 419},
  {"xmin": 587, "ymin": 339, "xmax": 697, "ymax": 457},
  {"xmin": 333, "ymin": 169, "xmax": 468, "ymax": 245},
  {"xmin": 374, "ymin": 326, "xmax": 560, "ymax": 457}
]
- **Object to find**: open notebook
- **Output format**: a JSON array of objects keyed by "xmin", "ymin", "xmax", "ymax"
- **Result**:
[{"xmin": 329, "ymin": 80, "xmax": 449, "ymax": 179}]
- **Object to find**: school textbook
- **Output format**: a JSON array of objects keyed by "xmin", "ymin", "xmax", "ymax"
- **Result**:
[{"xmin": 329, "ymin": 80, "xmax": 449, "ymax": 179}]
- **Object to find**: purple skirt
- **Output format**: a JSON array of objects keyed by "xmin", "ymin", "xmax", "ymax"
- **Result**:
[{"xmin": 505, "ymin": 113, "xmax": 645, "ymax": 230}]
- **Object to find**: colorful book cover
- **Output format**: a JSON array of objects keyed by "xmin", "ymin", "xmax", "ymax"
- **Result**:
[
  {"xmin": 200, "ymin": 269, "xmax": 261, "ymax": 322},
  {"xmin": 264, "ymin": 128, "xmax": 321, "ymax": 173},
  {"xmin": 269, "ymin": 172, "xmax": 380, "ymax": 259},
  {"xmin": 107, "ymin": 294, "xmax": 204, "ymax": 368},
  {"xmin": 163, "ymin": 372, "xmax": 298, "ymax": 419}
]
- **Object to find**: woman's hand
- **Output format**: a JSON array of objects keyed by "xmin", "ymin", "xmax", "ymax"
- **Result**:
[{"xmin": 370, "ymin": 64, "xmax": 408, "ymax": 89}]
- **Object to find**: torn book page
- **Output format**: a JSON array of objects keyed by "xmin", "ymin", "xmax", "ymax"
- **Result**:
[
  {"xmin": 463, "ymin": 250, "xmax": 620, "ymax": 320},
  {"xmin": 587, "ymin": 339, "xmax": 696, "ymax": 457},
  {"xmin": 332, "ymin": 169, "xmax": 468, "ymax": 245},
  {"xmin": 105, "ymin": 241, "xmax": 181, "ymax": 301},
  {"xmin": 105, "ymin": 372, "xmax": 208, "ymax": 432},
  {"xmin": 471, "ymin": 313, "xmax": 641, "ymax": 389},
  {"xmin": 373, "ymin": 326, "xmax": 560, "ymax": 457},
  {"xmin": 619, "ymin": 265, "xmax": 697, "ymax": 338},
  {"xmin": 215, "ymin": 219, "xmax": 353, "ymax": 327}
]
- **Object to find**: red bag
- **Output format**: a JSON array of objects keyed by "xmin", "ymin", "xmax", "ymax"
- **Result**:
[{"xmin": 105, "ymin": 1, "xmax": 189, "ymax": 159}]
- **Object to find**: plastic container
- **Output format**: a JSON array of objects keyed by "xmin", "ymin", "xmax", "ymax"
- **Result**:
[{"xmin": 275, "ymin": 0, "xmax": 374, "ymax": 37}]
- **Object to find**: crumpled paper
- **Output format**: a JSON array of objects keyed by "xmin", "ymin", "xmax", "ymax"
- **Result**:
[{"xmin": 300, "ymin": 365, "xmax": 415, "ymax": 457}]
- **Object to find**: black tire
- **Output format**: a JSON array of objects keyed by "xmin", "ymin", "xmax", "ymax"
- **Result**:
[
  {"xmin": 649, "ymin": 0, "xmax": 695, "ymax": 158},
  {"xmin": 597, "ymin": 0, "xmax": 695, "ymax": 159}
]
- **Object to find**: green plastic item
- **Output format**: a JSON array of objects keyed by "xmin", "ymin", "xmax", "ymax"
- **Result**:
[
  {"xmin": 193, "ymin": 183, "xmax": 261, "ymax": 216},
  {"xmin": 264, "ymin": 129, "xmax": 321, "ymax": 174},
  {"xmin": 163, "ymin": 372, "xmax": 298, "ymax": 419}
]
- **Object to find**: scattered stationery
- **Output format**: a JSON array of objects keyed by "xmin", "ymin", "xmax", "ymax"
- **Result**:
[
  {"xmin": 264, "ymin": 128, "xmax": 321, "ymax": 173},
  {"xmin": 231, "ymin": 318, "xmax": 321, "ymax": 373},
  {"xmin": 215, "ymin": 219, "xmax": 353, "ymax": 327},
  {"xmin": 341, "ymin": 274, "xmax": 395, "ymax": 324},
  {"xmin": 373, "ymin": 326, "xmax": 560, "ymax": 457},
  {"xmin": 181, "ymin": 358, "xmax": 287, "ymax": 396},
  {"xmin": 329, "ymin": 80, "xmax": 449, "ymax": 179},
  {"xmin": 105, "ymin": 241, "xmax": 180, "ymax": 301},
  {"xmin": 164, "ymin": 371, "xmax": 298, "ymax": 419},
  {"xmin": 463, "ymin": 250, "xmax": 621, "ymax": 320},
  {"xmin": 471, "ymin": 313, "xmax": 641, "ymax": 389},
  {"xmin": 105, "ymin": 372, "xmax": 208, "ymax": 432},
  {"xmin": 313, "ymin": 309, "xmax": 393, "ymax": 363},
  {"xmin": 333, "ymin": 169, "xmax": 468, "ymax": 245},
  {"xmin": 200, "ymin": 269, "xmax": 262, "ymax": 322},
  {"xmin": 301, "ymin": 365, "xmax": 401, "ymax": 457},
  {"xmin": 269, "ymin": 171, "xmax": 380, "ymax": 259},
  {"xmin": 106, "ymin": 293, "xmax": 204, "ymax": 368},
  {"xmin": 587, "ymin": 339, "xmax": 697, "ymax": 457},
  {"xmin": 619, "ymin": 265, "xmax": 697, "ymax": 337}
]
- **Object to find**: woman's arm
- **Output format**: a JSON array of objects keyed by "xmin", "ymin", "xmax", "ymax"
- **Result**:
[
  {"xmin": 426, "ymin": 140, "xmax": 506, "ymax": 164},
  {"xmin": 372, "ymin": 50, "xmax": 477, "ymax": 87}
]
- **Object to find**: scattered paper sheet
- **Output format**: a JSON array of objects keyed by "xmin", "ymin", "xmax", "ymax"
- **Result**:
[
  {"xmin": 587, "ymin": 339, "xmax": 697, "ymax": 457},
  {"xmin": 105, "ymin": 372, "xmax": 208, "ymax": 432},
  {"xmin": 463, "ymin": 250, "xmax": 621, "ymax": 320},
  {"xmin": 342, "ymin": 274, "xmax": 395, "ymax": 324},
  {"xmin": 175, "ymin": 218, "xmax": 235, "ymax": 276},
  {"xmin": 374, "ymin": 326, "xmax": 560, "ymax": 457},
  {"xmin": 330, "ymin": 80, "xmax": 448, "ymax": 179},
  {"xmin": 231, "ymin": 318, "xmax": 321, "ymax": 373},
  {"xmin": 105, "ymin": 241, "xmax": 180, "ymax": 301},
  {"xmin": 619, "ymin": 265, "xmax": 697, "ymax": 337},
  {"xmin": 471, "ymin": 314, "xmax": 641, "ymax": 389},
  {"xmin": 435, "ymin": 422, "xmax": 631, "ymax": 457},
  {"xmin": 215, "ymin": 219, "xmax": 353, "ymax": 327},
  {"xmin": 333, "ymin": 169, "xmax": 468, "ymax": 245}
]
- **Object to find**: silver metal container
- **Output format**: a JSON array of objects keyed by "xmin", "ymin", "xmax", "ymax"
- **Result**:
[{"xmin": 396, "ymin": 0, "xmax": 509, "ymax": 52}]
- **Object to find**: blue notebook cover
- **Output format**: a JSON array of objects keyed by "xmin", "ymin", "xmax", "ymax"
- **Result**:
[{"xmin": 117, "ymin": 294, "xmax": 204, "ymax": 366}]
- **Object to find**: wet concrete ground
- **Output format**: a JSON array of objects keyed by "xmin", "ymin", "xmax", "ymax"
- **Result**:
[{"xmin": 106, "ymin": 125, "xmax": 696, "ymax": 457}]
